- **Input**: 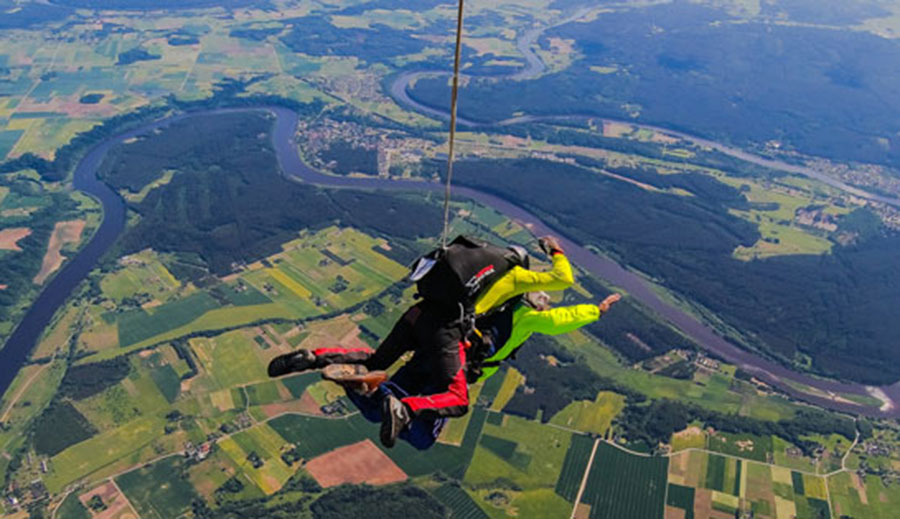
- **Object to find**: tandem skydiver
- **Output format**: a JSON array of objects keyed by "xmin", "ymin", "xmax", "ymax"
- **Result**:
[{"xmin": 267, "ymin": 236, "xmax": 585, "ymax": 449}]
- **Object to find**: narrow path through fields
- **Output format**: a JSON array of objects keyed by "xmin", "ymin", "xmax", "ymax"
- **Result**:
[
  {"xmin": 110, "ymin": 479, "xmax": 141, "ymax": 519},
  {"xmin": 570, "ymin": 437, "xmax": 600, "ymax": 519},
  {"xmin": 0, "ymin": 355, "xmax": 55, "ymax": 427}
]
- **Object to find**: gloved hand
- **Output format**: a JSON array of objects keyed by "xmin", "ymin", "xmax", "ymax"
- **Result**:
[
  {"xmin": 599, "ymin": 294, "xmax": 622, "ymax": 314},
  {"xmin": 538, "ymin": 235, "xmax": 564, "ymax": 256}
]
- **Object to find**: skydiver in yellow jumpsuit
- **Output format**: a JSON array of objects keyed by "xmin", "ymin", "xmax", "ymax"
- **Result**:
[{"xmin": 471, "ymin": 289, "xmax": 622, "ymax": 383}]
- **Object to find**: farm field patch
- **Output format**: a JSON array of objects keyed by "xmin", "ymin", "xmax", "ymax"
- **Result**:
[
  {"xmin": 828, "ymin": 470, "xmax": 900, "ymax": 519},
  {"xmin": 46, "ymin": 415, "xmax": 165, "ymax": 493},
  {"xmin": 670, "ymin": 426, "xmax": 707, "ymax": 452},
  {"xmin": 439, "ymin": 382, "xmax": 483, "ymax": 446},
  {"xmin": 30, "ymin": 303, "xmax": 80, "ymax": 359},
  {"xmin": 217, "ymin": 423, "xmax": 295, "ymax": 495},
  {"xmin": 431, "ymin": 484, "xmax": 488, "ymax": 519},
  {"xmin": 489, "ymin": 367, "xmax": 523, "ymax": 412},
  {"xmin": 304, "ymin": 439, "xmax": 407, "ymax": 488},
  {"xmin": 33, "ymin": 219, "xmax": 85, "ymax": 285},
  {"xmin": 555, "ymin": 434, "xmax": 595, "ymax": 502},
  {"xmin": 0, "ymin": 227, "xmax": 31, "ymax": 251},
  {"xmin": 465, "ymin": 413, "xmax": 571, "ymax": 490},
  {"xmin": 708, "ymin": 431, "xmax": 772, "ymax": 463},
  {"xmin": 100, "ymin": 250, "xmax": 181, "ymax": 304},
  {"xmin": 190, "ymin": 331, "xmax": 270, "ymax": 390},
  {"xmin": 77, "ymin": 481, "xmax": 136, "ymax": 519},
  {"xmin": 91, "ymin": 227, "xmax": 408, "ymax": 359},
  {"xmin": 116, "ymin": 456, "xmax": 200, "ymax": 519},
  {"xmin": 580, "ymin": 442, "xmax": 668, "ymax": 519},
  {"xmin": 549, "ymin": 391, "xmax": 625, "ymax": 436}
]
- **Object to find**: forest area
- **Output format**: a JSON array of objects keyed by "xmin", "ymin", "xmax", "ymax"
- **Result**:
[{"xmin": 101, "ymin": 112, "xmax": 442, "ymax": 275}]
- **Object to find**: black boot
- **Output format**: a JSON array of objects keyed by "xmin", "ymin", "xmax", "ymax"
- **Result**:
[
  {"xmin": 380, "ymin": 394, "xmax": 411, "ymax": 449},
  {"xmin": 267, "ymin": 350, "xmax": 318, "ymax": 378}
]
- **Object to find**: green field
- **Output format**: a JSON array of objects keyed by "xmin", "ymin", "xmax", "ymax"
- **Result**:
[
  {"xmin": 117, "ymin": 292, "xmax": 221, "ymax": 347},
  {"xmin": 489, "ymin": 367, "xmax": 523, "ymax": 412},
  {"xmin": 245, "ymin": 380, "xmax": 283, "ymax": 406},
  {"xmin": 723, "ymin": 176, "xmax": 841, "ymax": 260},
  {"xmin": 219, "ymin": 423, "xmax": 295, "ymax": 495},
  {"xmin": 705, "ymin": 453, "xmax": 727, "ymax": 492},
  {"xmin": 92, "ymin": 227, "xmax": 410, "ymax": 360},
  {"xmin": 667, "ymin": 448, "xmax": 844, "ymax": 519},
  {"xmin": 241, "ymin": 227, "xmax": 407, "ymax": 312},
  {"xmin": 478, "ymin": 364, "xmax": 506, "ymax": 405},
  {"xmin": 0, "ymin": 129, "xmax": 23, "ymax": 159},
  {"xmin": 667, "ymin": 484, "xmax": 695, "ymax": 519},
  {"xmin": 549, "ymin": 391, "xmax": 625, "ymax": 436},
  {"xmin": 213, "ymin": 282, "xmax": 273, "ymax": 307},
  {"xmin": 512, "ymin": 488, "xmax": 572, "ymax": 519},
  {"xmin": 580, "ymin": 443, "xmax": 668, "ymax": 519},
  {"xmin": 56, "ymin": 492, "xmax": 90, "ymax": 519},
  {"xmin": 0, "ymin": 359, "xmax": 67, "ymax": 457},
  {"xmin": 480, "ymin": 434, "xmax": 521, "ymax": 463},
  {"xmin": 150, "ymin": 364, "xmax": 181, "ymax": 403},
  {"xmin": 828, "ymin": 471, "xmax": 900, "ymax": 519},
  {"xmin": 72, "ymin": 356, "xmax": 171, "ymax": 430},
  {"xmin": 117, "ymin": 456, "xmax": 201, "ymax": 519},
  {"xmin": 280, "ymin": 372, "xmax": 320, "ymax": 399},
  {"xmin": 431, "ymin": 484, "xmax": 489, "ymax": 519},
  {"xmin": 465, "ymin": 414, "xmax": 571, "ymax": 490},
  {"xmin": 45, "ymin": 414, "xmax": 166, "ymax": 493},
  {"xmin": 670, "ymin": 427, "xmax": 707, "ymax": 452},
  {"xmin": 100, "ymin": 252, "xmax": 181, "ymax": 303},
  {"xmin": 440, "ymin": 383, "xmax": 483, "ymax": 446},
  {"xmin": 708, "ymin": 432, "xmax": 772, "ymax": 462},
  {"xmin": 555, "ymin": 434, "xmax": 595, "ymax": 502},
  {"xmin": 192, "ymin": 331, "xmax": 269, "ymax": 390},
  {"xmin": 702, "ymin": 453, "xmax": 746, "ymax": 497},
  {"xmin": 773, "ymin": 436, "xmax": 819, "ymax": 472}
]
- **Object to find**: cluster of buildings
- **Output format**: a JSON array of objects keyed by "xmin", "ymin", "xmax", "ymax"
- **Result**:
[
  {"xmin": 184, "ymin": 441, "xmax": 213, "ymax": 463},
  {"xmin": 321, "ymin": 399, "xmax": 349, "ymax": 416},
  {"xmin": 794, "ymin": 207, "xmax": 839, "ymax": 232},
  {"xmin": 641, "ymin": 349, "xmax": 719, "ymax": 375},
  {"xmin": 298, "ymin": 118, "xmax": 430, "ymax": 178},
  {"xmin": 4, "ymin": 479, "xmax": 48, "ymax": 514},
  {"xmin": 808, "ymin": 158, "xmax": 900, "ymax": 200}
]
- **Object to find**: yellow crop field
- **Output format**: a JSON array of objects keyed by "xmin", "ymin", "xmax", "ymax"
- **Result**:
[{"xmin": 267, "ymin": 267, "xmax": 313, "ymax": 299}]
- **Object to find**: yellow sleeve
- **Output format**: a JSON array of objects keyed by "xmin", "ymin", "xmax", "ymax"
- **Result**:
[
  {"xmin": 477, "ymin": 303, "xmax": 600, "ymax": 383},
  {"xmin": 475, "ymin": 253, "xmax": 575, "ymax": 314},
  {"xmin": 515, "ymin": 304, "xmax": 600, "ymax": 337},
  {"xmin": 511, "ymin": 253, "xmax": 574, "ymax": 293}
]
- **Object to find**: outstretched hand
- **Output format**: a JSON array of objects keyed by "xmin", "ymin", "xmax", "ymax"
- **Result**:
[
  {"xmin": 599, "ymin": 294, "xmax": 622, "ymax": 313},
  {"xmin": 538, "ymin": 235, "xmax": 564, "ymax": 255}
]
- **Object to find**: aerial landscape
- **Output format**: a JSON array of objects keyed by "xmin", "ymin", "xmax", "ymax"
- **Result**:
[{"xmin": 1, "ymin": 0, "xmax": 900, "ymax": 518}]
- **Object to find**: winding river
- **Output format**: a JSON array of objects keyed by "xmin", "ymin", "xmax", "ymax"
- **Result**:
[
  {"xmin": 3, "ymin": 13, "xmax": 900, "ymax": 420},
  {"xmin": 0, "ymin": 105, "xmax": 896, "ymax": 421}
]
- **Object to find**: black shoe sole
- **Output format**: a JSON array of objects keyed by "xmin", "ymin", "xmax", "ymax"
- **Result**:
[
  {"xmin": 268, "ymin": 355, "xmax": 294, "ymax": 378},
  {"xmin": 380, "ymin": 397, "xmax": 398, "ymax": 448},
  {"xmin": 267, "ymin": 351, "xmax": 316, "ymax": 378}
]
